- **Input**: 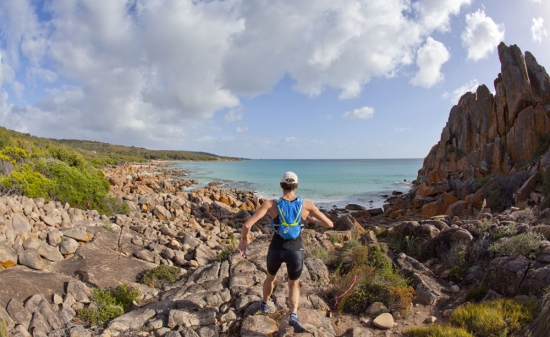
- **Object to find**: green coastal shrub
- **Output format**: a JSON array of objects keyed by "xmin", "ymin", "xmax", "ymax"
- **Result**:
[
  {"xmin": 46, "ymin": 144, "xmax": 87, "ymax": 167},
  {"xmin": 78, "ymin": 284, "xmax": 140, "ymax": 326},
  {"xmin": 46, "ymin": 161, "xmax": 110, "ymax": 209},
  {"xmin": 332, "ymin": 239, "xmax": 413, "ymax": 316},
  {"xmin": 110, "ymin": 283, "xmax": 140, "ymax": 312},
  {"xmin": 0, "ymin": 146, "xmax": 29, "ymax": 164},
  {"xmin": 405, "ymin": 325, "xmax": 473, "ymax": 337},
  {"xmin": 0, "ymin": 128, "xmax": 12, "ymax": 149},
  {"xmin": 491, "ymin": 223, "xmax": 517, "ymax": 241},
  {"xmin": 141, "ymin": 265, "xmax": 181, "ymax": 288},
  {"xmin": 488, "ymin": 232, "xmax": 545, "ymax": 259},
  {"xmin": 339, "ymin": 241, "xmax": 368, "ymax": 271},
  {"xmin": 1, "ymin": 164, "xmax": 52, "ymax": 198},
  {"xmin": 368, "ymin": 244, "xmax": 392, "ymax": 272},
  {"xmin": 516, "ymin": 208, "xmax": 535, "ymax": 222},
  {"xmin": 333, "ymin": 263, "xmax": 412, "ymax": 315},
  {"xmin": 449, "ymin": 298, "xmax": 540, "ymax": 337},
  {"xmin": 310, "ymin": 246, "xmax": 328, "ymax": 261}
]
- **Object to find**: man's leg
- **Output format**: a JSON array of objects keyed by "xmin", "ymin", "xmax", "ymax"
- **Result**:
[
  {"xmin": 288, "ymin": 278, "xmax": 300, "ymax": 313},
  {"xmin": 263, "ymin": 273, "xmax": 276, "ymax": 303},
  {"xmin": 288, "ymin": 278, "xmax": 307, "ymax": 332}
]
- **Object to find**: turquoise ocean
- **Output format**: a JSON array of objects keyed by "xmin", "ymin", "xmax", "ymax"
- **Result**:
[{"xmin": 173, "ymin": 159, "xmax": 423, "ymax": 210}]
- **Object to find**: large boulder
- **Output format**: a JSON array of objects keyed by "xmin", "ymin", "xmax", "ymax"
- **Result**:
[
  {"xmin": 483, "ymin": 256, "xmax": 530, "ymax": 296},
  {"xmin": 421, "ymin": 201, "xmax": 447, "ymax": 219}
]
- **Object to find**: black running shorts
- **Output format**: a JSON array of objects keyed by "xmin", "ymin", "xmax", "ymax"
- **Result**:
[{"xmin": 266, "ymin": 249, "xmax": 304, "ymax": 280}]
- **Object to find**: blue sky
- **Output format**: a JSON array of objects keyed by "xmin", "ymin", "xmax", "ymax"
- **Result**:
[{"xmin": 0, "ymin": 0, "xmax": 549, "ymax": 159}]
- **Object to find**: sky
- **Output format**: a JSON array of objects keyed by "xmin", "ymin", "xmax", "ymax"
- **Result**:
[{"xmin": 0, "ymin": 0, "xmax": 549, "ymax": 160}]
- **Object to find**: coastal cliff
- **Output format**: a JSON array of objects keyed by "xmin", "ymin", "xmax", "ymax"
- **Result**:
[{"xmin": 409, "ymin": 43, "xmax": 550, "ymax": 218}]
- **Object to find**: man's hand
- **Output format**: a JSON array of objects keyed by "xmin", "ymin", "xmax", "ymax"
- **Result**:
[
  {"xmin": 306, "ymin": 215, "xmax": 319, "ymax": 226},
  {"xmin": 238, "ymin": 241, "xmax": 248, "ymax": 258}
]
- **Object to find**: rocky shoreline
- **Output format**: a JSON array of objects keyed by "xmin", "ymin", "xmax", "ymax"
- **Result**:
[
  {"xmin": 0, "ymin": 162, "xmax": 549, "ymax": 336},
  {"xmin": 3, "ymin": 41, "xmax": 550, "ymax": 336}
]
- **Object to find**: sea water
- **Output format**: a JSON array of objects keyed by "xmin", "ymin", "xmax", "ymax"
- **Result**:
[{"xmin": 174, "ymin": 159, "xmax": 423, "ymax": 210}]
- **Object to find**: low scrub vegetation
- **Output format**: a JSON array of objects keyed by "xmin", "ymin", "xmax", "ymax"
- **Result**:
[
  {"xmin": 330, "ymin": 240, "xmax": 413, "ymax": 316},
  {"xmin": 406, "ymin": 298, "xmax": 540, "ymax": 337},
  {"xmin": 0, "ymin": 127, "xmax": 127, "ymax": 214},
  {"xmin": 449, "ymin": 298, "xmax": 540, "ymax": 337},
  {"xmin": 78, "ymin": 284, "xmax": 140, "ymax": 326},
  {"xmin": 491, "ymin": 223, "xmax": 517, "ymax": 241},
  {"xmin": 0, "ymin": 126, "xmax": 231, "ymax": 215},
  {"xmin": 310, "ymin": 246, "xmax": 328, "ymax": 261},
  {"xmin": 141, "ymin": 265, "xmax": 181, "ymax": 288},
  {"xmin": 488, "ymin": 232, "xmax": 545, "ymax": 259}
]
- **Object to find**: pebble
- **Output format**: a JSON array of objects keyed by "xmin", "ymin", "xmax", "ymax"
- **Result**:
[{"xmin": 373, "ymin": 313, "xmax": 394, "ymax": 330}]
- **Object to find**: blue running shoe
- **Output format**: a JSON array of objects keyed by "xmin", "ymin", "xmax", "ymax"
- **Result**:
[
  {"xmin": 259, "ymin": 300, "xmax": 268, "ymax": 314},
  {"xmin": 289, "ymin": 313, "xmax": 307, "ymax": 333}
]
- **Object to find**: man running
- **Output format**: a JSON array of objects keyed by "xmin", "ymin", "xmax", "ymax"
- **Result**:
[{"xmin": 238, "ymin": 171, "xmax": 334, "ymax": 333}]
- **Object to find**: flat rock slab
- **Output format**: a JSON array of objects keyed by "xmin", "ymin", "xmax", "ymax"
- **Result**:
[
  {"xmin": 51, "ymin": 240, "xmax": 157, "ymax": 289},
  {"xmin": 0, "ymin": 267, "xmax": 73, "ymax": 308},
  {"xmin": 241, "ymin": 315, "xmax": 278, "ymax": 336}
]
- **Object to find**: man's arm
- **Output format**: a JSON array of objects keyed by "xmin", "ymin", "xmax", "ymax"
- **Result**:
[
  {"xmin": 238, "ymin": 200, "xmax": 272, "ymax": 257},
  {"xmin": 304, "ymin": 200, "xmax": 333, "ymax": 229}
]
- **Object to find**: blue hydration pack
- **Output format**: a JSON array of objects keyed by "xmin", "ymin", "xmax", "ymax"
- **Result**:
[{"xmin": 270, "ymin": 197, "xmax": 304, "ymax": 240}]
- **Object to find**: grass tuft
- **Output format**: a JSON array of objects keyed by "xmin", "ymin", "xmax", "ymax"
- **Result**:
[
  {"xmin": 310, "ymin": 246, "xmax": 328, "ymax": 261},
  {"xmin": 141, "ymin": 265, "xmax": 181, "ymax": 288},
  {"xmin": 0, "ymin": 321, "xmax": 7, "ymax": 337},
  {"xmin": 404, "ymin": 325, "xmax": 473, "ymax": 337},
  {"xmin": 449, "ymin": 298, "xmax": 540, "ymax": 337},
  {"xmin": 215, "ymin": 248, "xmax": 232, "ymax": 262}
]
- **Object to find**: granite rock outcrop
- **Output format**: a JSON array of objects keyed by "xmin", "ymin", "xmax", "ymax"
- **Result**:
[{"xmin": 387, "ymin": 43, "xmax": 550, "ymax": 219}]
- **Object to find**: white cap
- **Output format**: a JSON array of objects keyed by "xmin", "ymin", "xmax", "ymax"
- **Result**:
[{"xmin": 281, "ymin": 171, "xmax": 298, "ymax": 184}]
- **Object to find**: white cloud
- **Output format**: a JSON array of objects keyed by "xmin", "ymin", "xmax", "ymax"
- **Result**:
[
  {"xmin": 236, "ymin": 126, "xmax": 248, "ymax": 133},
  {"xmin": 224, "ymin": 109, "xmax": 243, "ymax": 123},
  {"xmin": 395, "ymin": 127, "xmax": 407, "ymax": 132},
  {"xmin": 285, "ymin": 136, "xmax": 298, "ymax": 142},
  {"xmin": 413, "ymin": 0, "xmax": 473, "ymax": 32},
  {"xmin": 410, "ymin": 37, "xmax": 450, "ymax": 88},
  {"xmin": 442, "ymin": 79, "xmax": 480, "ymax": 103},
  {"xmin": 0, "ymin": 0, "xmax": 474, "ymax": 146},
  {"xmin": 0, "ymin": 51, "xmax": 16, "ymax": 86},
  {"xmin": 223, "ymin": 0, "xmax": 471, "ymax": 100},
  {"xmin": 343, "ymin": 106, "xmax": 374, "ymax": 119},
  {"xmin": 531, "ymin": 17, "xmax": 548, "ymax": 43},
  {"xmin": 461, "ymin": 9, "xmax": 505, "ymax": 61}
]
